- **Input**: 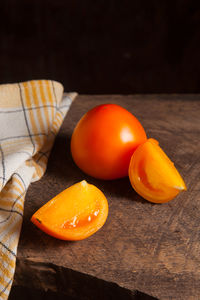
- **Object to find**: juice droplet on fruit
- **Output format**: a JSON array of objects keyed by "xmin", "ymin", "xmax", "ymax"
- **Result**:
[
  {"xmin": 94, "ymin": 210, "xmax": 99, "ymax": 216},
  {"xmin": 62, "ymin": 208, "xmax": 100, "ymax": 229},
  {"xmin": 68, "ymin": 216, "xmax": 78, "ymax": 227}
]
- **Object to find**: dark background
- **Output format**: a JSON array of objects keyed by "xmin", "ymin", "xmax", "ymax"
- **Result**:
[{"xmin": 0, "ymin": 0, "xmax": 200, "ymax": 94}]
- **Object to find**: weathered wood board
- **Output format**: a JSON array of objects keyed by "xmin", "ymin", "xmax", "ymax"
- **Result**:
[{"xmin": 13, "ymin": 95, "xmax": 200, "ymax": 300}]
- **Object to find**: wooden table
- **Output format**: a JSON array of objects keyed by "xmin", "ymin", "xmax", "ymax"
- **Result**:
[{"xmin": 13, "ymin": 95, "xmax": 200, "ymax": 300}]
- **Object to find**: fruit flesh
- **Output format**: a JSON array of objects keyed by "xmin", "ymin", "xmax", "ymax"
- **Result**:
[
  {"xmin": 31, "ymin": 180, "xmax": 109, "ymax": 240},
  {"xmin": 129, "ymin": 139, "xmax": 187, "ymax": 203}
]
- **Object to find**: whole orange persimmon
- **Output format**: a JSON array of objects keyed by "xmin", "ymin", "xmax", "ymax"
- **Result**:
[{"xmin": 71, "ymin": 104, "xmax": 147, "ymax": 180}]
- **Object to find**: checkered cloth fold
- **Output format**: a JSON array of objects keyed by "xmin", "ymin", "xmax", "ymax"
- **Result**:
[{"xmin": 0, "ymin": 80, "xmax": 77, "ymax": 299}]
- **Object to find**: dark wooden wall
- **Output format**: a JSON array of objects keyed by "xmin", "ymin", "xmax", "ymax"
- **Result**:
[{"xmin": 0, "ymin": 0, "xmax": 200, "ymax": 94}]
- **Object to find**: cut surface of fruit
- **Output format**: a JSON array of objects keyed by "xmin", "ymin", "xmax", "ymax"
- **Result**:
[
  {"xmin": 129, "ymin": 139, "xmax": 187, "ymax": 203},
  {"xmin": 31, "ymin": 180, "xmax": 109, "ymax": 240}
]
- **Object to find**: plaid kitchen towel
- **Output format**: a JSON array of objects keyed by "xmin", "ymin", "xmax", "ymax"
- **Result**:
[{"xmin": 0, "ymin": 80, "xmax": 77, "ymax": 299}]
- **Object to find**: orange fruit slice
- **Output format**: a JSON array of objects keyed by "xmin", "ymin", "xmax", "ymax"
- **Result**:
[
  {"xmin": 129, "ymin": 139, "xmax": 187, "ymax": 203},
  {"xmin": 31, "ymin": 180, "xmax": 108, "ymax": 240}
]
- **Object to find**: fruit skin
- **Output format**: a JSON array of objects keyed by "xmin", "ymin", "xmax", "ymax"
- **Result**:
[
  {"xmin": 31, "ymin": 180, "xmax": 109, "ymax": 241},
  {"xmin": 71, "ymin": 104, "xmax": 147, "ymax": 180},
  {"xmin": 128, "ymin": 139, "xmax": 187, "ymax": 203}
]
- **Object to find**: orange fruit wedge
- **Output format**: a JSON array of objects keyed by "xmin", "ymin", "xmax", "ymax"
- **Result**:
[
  {"xmin": 129, "ymin": 139, "xmax": 187, "ymax": 203},
  {"xmin": 31, "ymin": 180, "xmax": 109, "ymax": 240}
]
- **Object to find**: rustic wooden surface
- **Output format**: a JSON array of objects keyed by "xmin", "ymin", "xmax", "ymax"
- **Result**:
[{"xmin": 13, "ymin": 95, "xmax": 200, "ymax": 300}]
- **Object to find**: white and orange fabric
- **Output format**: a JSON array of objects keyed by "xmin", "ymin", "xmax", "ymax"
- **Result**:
[{"xmin": 0, "ymin": 80, "xmax": 77, "ymax": 299}]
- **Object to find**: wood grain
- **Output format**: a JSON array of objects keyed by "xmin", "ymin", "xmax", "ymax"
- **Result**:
[{"xmin": 14, "ymin": 95, "xmax": 200, "ymax": 300}]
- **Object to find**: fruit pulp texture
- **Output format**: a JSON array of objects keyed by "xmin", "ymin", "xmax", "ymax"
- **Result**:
[
  {"xmin": 129, "ymin": 139, "xmax": 187, "ymax": 203},
  {"xmin": 31, "ymin": 180, "xmax": 109, "ymax": 240}
]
